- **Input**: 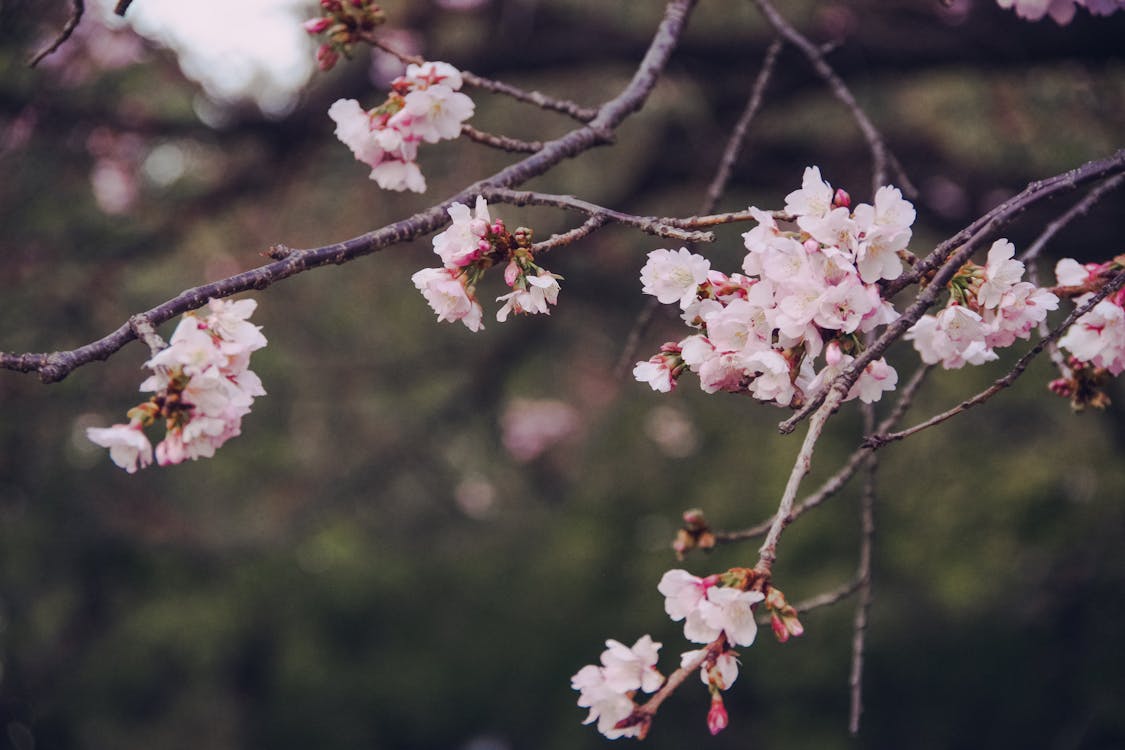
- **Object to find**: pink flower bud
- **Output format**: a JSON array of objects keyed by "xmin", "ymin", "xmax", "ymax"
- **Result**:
[
  {"xmin": 316, "ymin": 43, "xmax": 339, "ymax": 71},
  {"xmin": 803, "ymin": 238, "xmax": 820, "ymax": 254},
  {"xmin": 707, "ymin": 696, "xmax": 729, "ymax": 736},
  {"xmin": 783, "ymin": 613, "xmax": 804, "ymax": 638},
  {"xmin": 304, "ymin": 17, "xmax": 332, "ymax": 34},
  {"xmin": 320, "ymin": 0, "xmax": 343, "ymax": 10},
  {"xmin": 504, "ymin": 260, "xmax": 521, "ymax": 287},
  {"xmin": 1048, "ymin": 377, "xmax": 1073, "ymax": 397},
  {"xmin": 491, "ymin": 219, "xmax": 506, "ymax": 235},
  {"xmin": 825, "ymin": 341, "xmax": 843, "ymax": 367},
  {"xmin": 833, "ymin": 187, "xmax": 851, "ymax": 209},
  {"xmin": 771, "ymin": 612, "xmax": 789, "ymax": 643},
  {"xmin": 469, "ymin": 218, "xmax": 490, "ymax": 237}
]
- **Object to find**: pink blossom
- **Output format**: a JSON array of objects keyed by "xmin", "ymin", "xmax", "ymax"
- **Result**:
[
  {"xmin": 707, "ymin": 696, "xmax": 729, "ymax": 736},
  {"xmin": 432, "ymin": 197, "xmax": 491, "ymax": 268},
  {"xmin": 600, "ymin": 635, "xmax": 664, "ymax": 694},
  {"xmin": 848, "ymin": 357, "xmax": 898, "ymax": 404},
  {"xmin": 784, "ymin": 165, "xmax": 834, "ymax": 220},
  {"xmin": 370, "ymin": 160, "xmax": 426, "ymax": 193},
  {"xmin": 411, "ymin": 267, "xmax": 484, "ymax": 331}
]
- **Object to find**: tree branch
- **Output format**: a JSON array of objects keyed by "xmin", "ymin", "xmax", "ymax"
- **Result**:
[
  {"xmin": 1, "ymin": 0, "xmax": 701, "ymax": 384},
  {"xmin": 27, "ymin": 0, "xmax": 84, "ymax": 68}
]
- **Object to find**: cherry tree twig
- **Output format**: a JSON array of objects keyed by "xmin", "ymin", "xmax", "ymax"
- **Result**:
[
  {"xmin": 1, "ymin": 0, "xmax": 700, "ymax": 384},
  {"xmin": 750, "ymin": 0, "xmax": 914, "ymax": 198},
  {"xmin": 27, "ymin": 0, "xmax": 84, "ymax": 68},
  {"xmin": 866, "ymin": 268, "xmax": 1125, "ymax": 449},
  {"xmin": 114, "ymin": 0, "xmax": 134, "ymax": 16},
  {"xmin": 849, "ymin": 403, "xmax": 877, "ymax": 736},
  {"xmin": 532, "ymin": 215, "xmax": 608, "ymax": 254},
  {"xmin": 713, "ymin": 364, "xmax": 929, "ymax": 544},
  {"xmin": 364, "ymin": 35, "xmax": 598, "ymax": 123},
  {"xmin": 461, "ymin": 124, "xmax": 542, "ymax": 153},
  {"xmin": 780, "ymin": 148, "xmax": 1125, "ymax": 435},
  {"xmin": 1020, "ymin": 172, "xmax": 1125, "ymax": 263},
  {"xmin": 480, "ymin": 187, "xmax": 715, "ymax": 243}
]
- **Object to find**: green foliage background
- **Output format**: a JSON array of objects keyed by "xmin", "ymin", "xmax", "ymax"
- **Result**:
[{"xmin": 1, "ymin": 1, "xmax": 1124, "ymax": 748}]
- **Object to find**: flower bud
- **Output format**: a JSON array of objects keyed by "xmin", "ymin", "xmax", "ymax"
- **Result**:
[
  {"xmin": 803, "ymin": 238, "xmax": 820, "ymax": 254},
  {"xmin": 469, "ymin": 218, "xmax": 490, "ymax": 237},
  {"xmin": 504, "ymin": 260, "xmax": 521, "ymax": 288},
  {"xmin": 771, "ymin": 612, "xmax": 789, "ymax": 643},
  {"xmin": 491, "ymin": 219, "xmax": 506, "ymax": 235},
  {"xmin": 707, "ymin": 696, "xmax": 729, "ymax": 736},
  {"xmin": 1048, "ymin": 377, "xmax": 1073, "ymax": 398},
  {"xmin": 304, "ymin": 17, "xmax": 332, "ymax": 34},
  {"xmin": 833, "ymin": 187, "xmax": 851, "ymax": 209},
  {"xmin": 825, "ymin": 340, "xmax": 843, "ymax": 367},
  {"xmin": 316, "ymin": 43, "xmax": 339, "ymax": 71}
]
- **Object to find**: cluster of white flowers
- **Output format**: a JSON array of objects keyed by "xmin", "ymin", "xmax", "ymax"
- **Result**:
[
  {"xmin": 1056, "ymin": 258, "xmax": 1125, "ymax": 374},
  {"xmin": 996, "ymin": 0, "xmax": 1124, "ymax": 24},
  {"xmin": 328, "ymin": 61, "xmax": 474, "ymax": 192},
  {"xmin": 86, "ymin": 299, "xmax": 267, "ymax": 472},
  {"xmin": 413, "ymin": 197, "xmax": 562, "ymax": 330},
  {"xmin": 573, "ymin": 568, "xmax": 783, "ymax": 739},
  {"xmin": 634, "ymin": 167, "xmax": 907, "ymax": 406},
  {"xmin": 906, "ymin": 239, "xmax": 1059, "ymax": 369},
  {"xmin": 571, "ymin": 636, "xmax": 664, "ymax": 740}
]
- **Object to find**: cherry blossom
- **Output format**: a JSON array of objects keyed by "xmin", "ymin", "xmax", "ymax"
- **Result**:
[
  {"xmin": 640, "ymin": 247, "xmax": 711, "ymax": 307},
  {"xmin": 86, "ymin": 421, "xmax": 153, "ymax": 474},
  {"xmin": 411, "ymin": 267, "xmax": 484, "ymax": 331}
]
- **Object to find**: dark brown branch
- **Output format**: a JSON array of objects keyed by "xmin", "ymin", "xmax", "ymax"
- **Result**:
[
  {"xmin": 781, "ymin": 149, "xmax": 1125, "ymax": 435},
  {"xmin": 114, "ymin": 0, "xmax": 135, "ymax": 16},
  {"xmin": 28, "ymin": 0, "xmax": 84, "ymax": 68},
  {"xmin": 868, "ymin": 269, "xmax": 1125, "ymax": 449},
  {"xmin": 1, "ymin": 0, "xmax": 700, "ymax": 384}
]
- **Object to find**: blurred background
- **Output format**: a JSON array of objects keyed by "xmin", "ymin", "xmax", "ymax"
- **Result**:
[{"xmin": 1, "ymin": 0, "xmax": 1124, "ymax": 748}]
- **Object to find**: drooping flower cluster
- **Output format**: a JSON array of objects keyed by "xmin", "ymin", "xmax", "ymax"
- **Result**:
[
  {"xmin": 996, "ymin": 0, "xmax": 1124, "ymax": 24},
  {"xmin": 906, "ymin": 239, "xmax": 1059, "ymax": 369},
  {"xmin": 304, "ymin": 0, "xmax": 387, "ymax": 72},
  {"xmin": 86, "ymin": 299, "xmax": 267, "ymax": 472},
  {"xmin": 573, "ymin": 566, "xmax": 801, "ymax": 739},
  {"xmin": 571, "ymin": 636, "xmax": 664, "ymax": 740},
  {"xmin": 412, "ymin": 197, "xmax": 562, "ymax": 330},
  {"xmin": 328, "ymin": 61, "xmax": 474, "ymax": 192},
  {"xmin": 634, "ymin": 167, "xmax": 908, "ymax": 407}
]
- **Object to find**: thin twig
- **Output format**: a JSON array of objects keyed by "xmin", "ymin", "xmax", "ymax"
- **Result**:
[
  {"xmin": 868, "ymin": 269, "xmax": 1125, "ymax": 448},
  {"xmin": 28, "ymin": 0, "xmax": 84, "ymax": 68},
  {"xmin": 791, "ymin": 578, "xmax": 862, "ymax": 614},
  {"xmin": 700, "ymin": 38, "xmax": 783, "ymax": 214},
  {"xmin": 714, "ymin": 364, "xmax": 929, "ymax": 544},
  {"xmin": 849, "ymin": 403, "xmax": 877, "ymax": 736},
  {"xmin": 531, "ymin": 215, "xmax": 608, "ymax": 254},
  {"xmin": 461, "ymin": 124, "xmax": 542, "ymax": 153},
  {"xmin": 481, "ymin": 187, "xmax": 714, "ymax": 243},
  {"xmin": 751, "ymin": 0, "xmax": 914, "ymax": 198},
  {"xmin": 1020, "ymin": 173, "xmax": 1125, "ymax": 263},
  {"xmin": 365, "ymin": 35, "xmax": 598, "ymax": 122},
  {"xmin": 114, "ymin": 0, "xmax": 134, "ymax": 15}
]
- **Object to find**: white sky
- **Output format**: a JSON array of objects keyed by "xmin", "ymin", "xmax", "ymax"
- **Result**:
[{"xmin": 96, "ymin": 0, "xmax": 317, "ymax": 114}]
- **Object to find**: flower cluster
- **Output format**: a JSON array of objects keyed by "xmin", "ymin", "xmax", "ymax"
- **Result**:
[
  {"xmin": 86, "ymin": 299, "xmax": 267, "ymax": 472},
  {"xmin": 634, "ymin": 167, "xmax": 908, "ymax": 407},
  {"xmin": 328, "ymin": 61, "xmax": 474, "ymax": 192},
  {"xmin": 571, "ymin": 636, "xmax": 664, "ymax": 740},
  {"xmin": 906, "ymin": 239, "xmax": 1059, "ymax": 369},
  {"xmin": 304, "ymin": 0, "xmax": 387, "ymax": 72},
  {"xmin": 573, "ymin": 566, "xmax": 800, "ymax": 739},
  {"xmin": 996, "ymin": 0, "xmax": 1124, "ymax": 24},
  {"xmin": 412, "ymin": 197, "xmax": 562, "ymax": 330},
  {"xmin": 1047, "ymin": 257, "xmax": 1125, "ymax": 408}
]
